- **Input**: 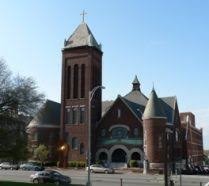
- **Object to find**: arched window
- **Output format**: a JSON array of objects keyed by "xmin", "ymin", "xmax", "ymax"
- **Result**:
[
  {"xmin": 67, "ymin": 66, "xmax": 71, "ymax": 99},
  {"xmin": 80, "ymin": 143, "xmax": 84, "ymax": 154},
  {"xmin": 81, "ymin": 64, "xmax": 85, "ymax": 98},
  {"xmin": 158, "ymin": 136, "xmax": 162, "ymax": 148},
  {"xmin": 101, "ymin": 129, "xmax": 106, "ymax": 137},
  {"xmin": 72, "ymin": 107, "xmax": 78, "ymax": 124},
  {"xmin": 111, "ymin": 127, "xmax": 128, "ymax": 139},
  {"xmin": 131, "ymin": 152, "xmax": 141, "ymax": 160},
  {"xmin": 65, "ymin": 108, "xmax": 71, "ymax": 124},
  {"xmin": 73, "ymin": 64, "xmax": 78, "ymax": 98},
  {"xmin": 79, "ymin": 106, "xmax": 85, "ymax": 124},
  {"xmin": 117, "ymin": 109, "xmax": 121, "ymax": 118},
  {"xmin": 72, "ymin": 137, "xmax": 78, "ymax": 150},
  {"xmin": 134, "ymin": 128, "xmax": 139, "ymax": 136}
]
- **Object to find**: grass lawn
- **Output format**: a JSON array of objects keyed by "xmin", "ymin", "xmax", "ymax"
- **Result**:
[{"xmin": 0, "ymin": 181, "xmax": 84, "ymax": 186}]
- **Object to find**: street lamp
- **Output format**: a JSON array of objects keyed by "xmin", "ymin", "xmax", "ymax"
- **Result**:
[
  {"xmin": 86, "ymin": 85, "xmax": 105, "ymax": 186},
  {"xmin": 60, "ymin": 145, "xmax": 66, "ymax": 151},
  {"xmin": 143, "ymin": 130, "xmax": 148, "ymax": 174},
  {"xmin": 59, "ymin": 143, "xmax": 68, "ymax": 168}
]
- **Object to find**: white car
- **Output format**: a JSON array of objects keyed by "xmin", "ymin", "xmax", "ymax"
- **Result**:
[
  {"xmin": 0, "ymin": 162, "xmax": 19, "ymax": 170},
  {"xmin": 30, "ymin": 170, "xmax": 71, "ymax": 185},
  {"xmin": 86, "ymin": 164, "xmax": 114, "ymax": 174},
  {"xmin": 205, "ymin": 182, "xmax": 209, "ymax": 186}
]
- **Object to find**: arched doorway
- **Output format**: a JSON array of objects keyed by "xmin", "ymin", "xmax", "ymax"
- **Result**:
[
  {"xmin": 112, "ymin": 149, "xmax": 127, "ymax": 162},
  {"xmin": 131, "ymin": 152, "xmax": 141, "ymax": 160},
  {"xmin": 99, "ymin": 152, "xmax": 108, "ymax": 161}
]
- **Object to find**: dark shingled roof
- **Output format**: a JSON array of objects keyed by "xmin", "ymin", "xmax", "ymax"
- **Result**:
[
  {"xmin": 132, "ymin": 75, "xmax": 140, "ymax": 85},
  {"xmin": 143, "ymin": 89, "xmax": 166, "ymax": 119},
  {"xmin": 27, "ymin": 100, "xmax": 60, "ymax": 128},
  {"xmin": 122, "ymin": 97, "xmax": 145, "ymax": 119},
  {"xmin": 102, "ymin": 100, "xmax": 114, "ymax": 116},
  {"xmin": 160, "ymin": 96, "xmax": 176, "ymax": 110},
  {"xmin": 101, "ymin": 77, "xmax": 177, "ymax": 124},
  {"xmin": 132, "ymin": 75, "xmax": 141, "ymax": 91},
  {"xmin": 64, "ymin": 22, "xmax": 101, "ymax": 51},
  {"xmin": 159, "ymin": 97, "xmax": 176, "ymax": 123},
  {"xmin": 124, "ymin": 90, "xmax": 148, "ymax": 106}
]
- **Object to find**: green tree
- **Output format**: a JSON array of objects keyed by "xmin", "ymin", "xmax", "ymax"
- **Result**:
[
  {"xmin": 34, "ymin": 144, "xmax": 49, "ymax": 166},
  {"xmin": 204, "ymin": 155, "xmax": 209, "ymax": 165},
  {"xmin": 0, "ymin": 59, "xmax": 45, "ymax": 161},
  {"xmin": 0, "ymin": 60, "xmax": 45, "ymax": 116}
]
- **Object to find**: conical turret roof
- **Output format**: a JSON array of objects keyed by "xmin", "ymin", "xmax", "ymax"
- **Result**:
[
  {"xmin": 132, "ymin": 75, "xmax": 140, "ymax": 91},
  {"xmin": 143, "ymin": 89, "xmax": 166, "ymax": 119},
  {"xmin": 64, "ymin": 22, "xmax": 101, "ymax": 51}
]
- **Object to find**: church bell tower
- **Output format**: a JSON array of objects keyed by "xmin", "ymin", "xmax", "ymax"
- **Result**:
[{"xmin": 60, "ymin": 18, "xmax": 103, "ymax": 162}]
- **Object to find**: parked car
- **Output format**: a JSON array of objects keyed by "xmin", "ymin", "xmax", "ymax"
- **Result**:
[
  {"xmin": 181, "ymin": 164, "xmax": 194, "ymax": 175},
  {"xmin": 86, "ymin": 164, "xmax": 114, "ymax": 174},
  {"xmin": 195, "ymin": 165, "xmax": 206, "ymax": 175},
  {"xmin": 30, "ymin": 170, "xmax": 71, "ymax": 185},
  {"xmin": 203, "ymin": 166, "xmax": 209, "ymax": 174},
  {"xmin": 0, "ymin": 162, "xmax": 19, "ymax": 170},
  {"xmin": 20, "ymin": 162, "xmax": 44, "ymax": 171}
]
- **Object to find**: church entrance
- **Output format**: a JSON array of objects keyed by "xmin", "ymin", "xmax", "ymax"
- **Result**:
[
  {"xmin": 131, "ymin": 152, "xmax": 141, "ymax": 160},
  {"xmin": 99, "ymin": 152, "xmax": 108, "ymax": 161},
  {"xmin": 112, "ymin": 149, "xmax": 127, "ymax": 162}
]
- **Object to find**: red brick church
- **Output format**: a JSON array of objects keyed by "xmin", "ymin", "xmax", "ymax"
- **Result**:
[{"xmin": 27, "ymin": 20, "xmax": 203, "ymax": 170}]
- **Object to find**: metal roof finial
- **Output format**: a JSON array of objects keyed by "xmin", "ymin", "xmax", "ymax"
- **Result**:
[{"xmin": 80, "ymin": 10, "xmax": 87, "ymax": 23}]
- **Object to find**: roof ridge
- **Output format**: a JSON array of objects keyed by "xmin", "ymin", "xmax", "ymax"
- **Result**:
[{"xmin": 160, "ymin": 96, "xmax": 176, "ymax": 99}]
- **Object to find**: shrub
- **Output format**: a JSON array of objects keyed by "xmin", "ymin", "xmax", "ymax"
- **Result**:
[
  {"xmin": 68, "ymin": 161, "xmax": 76, "ymax": 167},
  {"xmin": 129, "ymin": 160, "xmax": 138, "ymax": 167},
  {"xmin": 78, "ymin": 161, "xmax": 86, "ymax": 167},
  {"xmin": 68, "ymin": 161, "xmax": 86, "ymax": 168}
]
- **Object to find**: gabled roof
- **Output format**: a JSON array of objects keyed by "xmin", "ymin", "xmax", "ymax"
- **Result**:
[
  {"xmin": 122, "ymin": 98, "xmax": 145, "ymax": 118},
  {"xmin": 124, "ymin": 90, "xmax": 148, "ymax": 107},
  {"xmin": 27, "ymin": 100, "xmax": 60, "ymax": 128},
  {"xmin": 159, "ymin": 96, "xmax": 176, "ymax": 123},
  {"xmin": 99, "ymin": 96, "xmax": 142, "ymax": 127},
  {"xmin": 160, "ymin": 96, "xmax": 176, "ymax": 110},
  {"xmin": 100, "ymin": 76, "xmax": 178, "ymax": 125},
  {"xmin": 102, "ymin": 100, "xmax": 114, "ymax": 116},
  {"xmin": 64, "ymin": 22, "xmax": 101, "ymax": 51},
  {"xmin": 143, "ymin": 89, "xmax": 166, "ymax": 119}
]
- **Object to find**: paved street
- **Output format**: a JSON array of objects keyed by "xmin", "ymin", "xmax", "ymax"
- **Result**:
[{"xmin": 0, "ymin": 169, "xmax": 209, "ymax": 186}]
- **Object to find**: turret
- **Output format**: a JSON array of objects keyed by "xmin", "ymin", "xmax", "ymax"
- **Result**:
[{"xmin": 143, "ymin": 88, "xmax": 167, "ymax": 169}]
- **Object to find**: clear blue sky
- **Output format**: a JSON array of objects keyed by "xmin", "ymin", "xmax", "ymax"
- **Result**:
[{"xmin": 0, "ymin": 0, "xmax": 209, "ymax": 148}]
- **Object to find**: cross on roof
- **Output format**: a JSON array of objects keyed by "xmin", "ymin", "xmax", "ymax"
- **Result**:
[{"xmin": 80, "ymin": 10, "xmax": 87, "ymax": 22}]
